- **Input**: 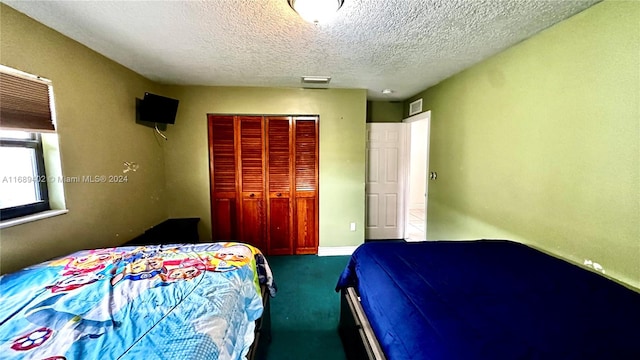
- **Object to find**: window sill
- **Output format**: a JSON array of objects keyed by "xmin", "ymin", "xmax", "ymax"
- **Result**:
[{"xmin": 0, "ymin": 209, "xmax": 68, "ymax": 229}]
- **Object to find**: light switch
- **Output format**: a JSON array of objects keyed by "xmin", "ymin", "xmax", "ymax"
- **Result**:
[{"xmin": 350, "ymin": 222, "xmax": 356, "ymax": 231}]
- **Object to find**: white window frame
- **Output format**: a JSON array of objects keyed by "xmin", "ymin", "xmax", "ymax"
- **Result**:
[{"xmin": 0, "ymin": 65, "xmax": 67, "ymax": 228}]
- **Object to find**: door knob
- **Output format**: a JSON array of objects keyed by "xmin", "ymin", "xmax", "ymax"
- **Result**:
[
  {"xmin": 276, "ymin": 193, "xmax": 282, "ymax": 197},
  {"xmin": 429, "ymin": 171, "xmax": 438, "ymax": 180},
  {"xmin": 249, "ymin": 193, "xmax": 255, "ymax": 198}
]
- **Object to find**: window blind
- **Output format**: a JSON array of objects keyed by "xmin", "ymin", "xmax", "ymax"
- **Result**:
[{"xmin": 0, "ymin": 69, "xmax": 55, "ymax": 132}]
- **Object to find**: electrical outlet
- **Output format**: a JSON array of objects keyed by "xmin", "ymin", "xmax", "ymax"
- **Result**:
[{"xmin": 350, "ymin": 222, "xmax": 356, "ymax": 231}]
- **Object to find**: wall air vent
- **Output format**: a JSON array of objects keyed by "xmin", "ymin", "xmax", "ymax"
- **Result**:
[{"xmin": 409, "ymin": 98, "xmax": 423, "ymax": 116}]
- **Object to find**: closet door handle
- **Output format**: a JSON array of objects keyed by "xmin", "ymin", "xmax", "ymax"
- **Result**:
[
  {"xmin": 249, "ymin": 193, "xmax": 255, "ymax": 198},
  {"xmin": 276, "ymin": 193, "xmax": 282, "ymax": 197}
]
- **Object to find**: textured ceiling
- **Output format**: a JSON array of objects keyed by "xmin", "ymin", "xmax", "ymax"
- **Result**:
[{"xmin": 3, "ymin": 0, "xmax": 601, "ymax": 101}]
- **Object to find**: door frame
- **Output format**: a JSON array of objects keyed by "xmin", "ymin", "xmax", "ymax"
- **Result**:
[{"xmin": 402, "ymin": 110, "xmax": 431, "ymax": 241}]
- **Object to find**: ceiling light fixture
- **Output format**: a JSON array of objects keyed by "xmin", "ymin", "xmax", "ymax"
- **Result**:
[
  {"xmin": 382, "ymin": 89, "xmax": 394, "ymax": 94},
  {"xmin": 288, "ymin": 0, "xmax": 345, "ymax": 24}
]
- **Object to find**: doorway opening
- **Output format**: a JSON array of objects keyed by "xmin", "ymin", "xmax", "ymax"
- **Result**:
[
  {"xmin": 404, "ymin": 111, "xmax": 431, "ymax": 241},
  {"xmin": 364, "ymin": 111, "xmax": 430, "ymax": 242}
]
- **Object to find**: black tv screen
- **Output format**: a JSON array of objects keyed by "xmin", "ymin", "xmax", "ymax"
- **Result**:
[{"xmin": 140, "ymin": 92, "xmax": 179, "ymax": 124}]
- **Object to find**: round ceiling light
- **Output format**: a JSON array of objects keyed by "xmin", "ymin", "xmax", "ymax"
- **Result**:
[{"xmin": 288, "ymin": 0, "xmax": 345, "ymax": 24}]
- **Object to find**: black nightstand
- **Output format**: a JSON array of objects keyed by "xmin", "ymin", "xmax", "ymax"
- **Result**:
[{"xmin": 125, "ymin": 218, "xmax": 200, "ymax": 245}]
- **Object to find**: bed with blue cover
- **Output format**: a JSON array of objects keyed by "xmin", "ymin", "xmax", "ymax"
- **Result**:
[
  {"xmin": 0, "ymin": 242, "xmax": 275, "ymax": 360},
  {"xmin": 336, "ymin": 240, "xmax": 640, "ymax": 360}
]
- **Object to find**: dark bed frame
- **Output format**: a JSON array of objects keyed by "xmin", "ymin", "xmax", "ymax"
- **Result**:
[
  {"xmin": 247, "ymin": 284, "xmax": 272, "ymax": 360},
  {"xmin": 338, "ymin": 287, "xmax": 386, "ymax": 360}
]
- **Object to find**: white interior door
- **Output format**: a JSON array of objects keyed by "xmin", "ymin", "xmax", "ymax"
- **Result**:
[{"xmin": 365, "ymin": 123, "xmax": 407, "ymax": 239}]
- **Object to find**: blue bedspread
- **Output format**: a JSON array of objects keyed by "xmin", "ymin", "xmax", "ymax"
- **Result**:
[
  {"xmin": 336, "ymin": 240, "xmax": 640, "ymax": 360},
  {"xmin": 0, "ymin": 242, "xmax": 275, "ymax": 360}
]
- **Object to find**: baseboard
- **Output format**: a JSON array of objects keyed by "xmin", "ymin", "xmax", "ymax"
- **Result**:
[{"xmin": 317, "ymin": 246, "xmax": 358, "ymax": 256}]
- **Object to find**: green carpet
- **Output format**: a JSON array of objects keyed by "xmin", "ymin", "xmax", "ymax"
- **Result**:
[{"xmin": 264, "ymin": 255, "xmax": 350, "ymax": 360}]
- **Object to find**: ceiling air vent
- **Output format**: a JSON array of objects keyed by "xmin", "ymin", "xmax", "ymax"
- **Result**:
[
  {"xmin": 409, "ymin": 98, "xmax": 423, "ymax": 116},
  {"xmin": 301, "ymin": 76, "xmax": 331, "ymax": 84},
  {"xmin": 301, "ymin": 76, "xmax": 331, "ymax": 89}
]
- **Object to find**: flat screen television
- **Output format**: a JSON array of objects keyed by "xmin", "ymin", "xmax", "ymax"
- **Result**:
[{"xmin": 140, "ymin": 92, "xmax": 179, "ymax": 124}]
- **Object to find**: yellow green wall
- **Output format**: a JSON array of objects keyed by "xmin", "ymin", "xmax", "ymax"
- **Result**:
[
  {"xmin": 367, "ymin": 101, "xmax": 404, "ymax": 123},
  {"xmin": 161, "ymin": 86, "xmax": 367, "ymax": 248},
  {"xmin": 406, "ymin": 1, "xmax": 639, "ymax": 288},
  {"xmin": 0, "ymin": 5, "xmax": 168, "ymax": 273},
  {"xmin": 4, "ymin": 0, "xmax": 636, "ymax": 290}
]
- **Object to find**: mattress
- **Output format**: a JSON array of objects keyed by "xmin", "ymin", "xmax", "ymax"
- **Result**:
[
  {"xmin": 0, "ymin": 242, "xmax": 275, "ymax": 360},
  {"xmin": 336, "ymin": 240, "xmax": 640, "ymax": 360}
]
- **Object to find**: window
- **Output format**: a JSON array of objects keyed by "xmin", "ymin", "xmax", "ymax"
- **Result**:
[
  {"xmin": 0, "ymin": 131, "xmax": 50, "ymax": 219},
  {"xmin": 0, "ymin": 65, "xmax": 58, "ymax": 222}
]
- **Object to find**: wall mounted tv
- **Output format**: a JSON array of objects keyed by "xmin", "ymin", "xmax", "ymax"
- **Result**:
[{"xmin": 139, "ymin": 92, "xmax": 179, "ymax": 124}]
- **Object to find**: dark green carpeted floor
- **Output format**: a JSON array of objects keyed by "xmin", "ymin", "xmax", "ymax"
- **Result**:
[{"xmin": 264, "ymin": 255, "xmax": 350, "ymax": 360}]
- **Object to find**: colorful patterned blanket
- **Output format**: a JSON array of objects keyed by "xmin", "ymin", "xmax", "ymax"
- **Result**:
[{"xmin": 0, "ymin": 242, "xmax": 275, "ymax": 360}]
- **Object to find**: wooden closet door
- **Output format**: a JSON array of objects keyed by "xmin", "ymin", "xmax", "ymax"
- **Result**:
[
  {"xmin": 266, "ymin": 117, "xmax": 293, "ymax": 255},
  {"xmin": 238, "ymin": 116, "xmax": 266, "ymax": 250},
  {"xmin": 208, "ymin": 115, "xmax": 239, "ymax": 241},
  {"xmin": 293, "ymin": 116, "xmax": 319, "ymax": 254}
]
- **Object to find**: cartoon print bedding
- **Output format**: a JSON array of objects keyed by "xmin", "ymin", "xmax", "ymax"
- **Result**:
[{"xmin": 0, "ymin": 242, "xmax": 275, "ymax": 360}]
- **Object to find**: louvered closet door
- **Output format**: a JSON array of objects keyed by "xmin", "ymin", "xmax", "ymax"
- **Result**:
[
  {"xmin": 208, "ymin": 115, "xmax": 238, "ymax": 241},
  {"xmin": 238, "ymin": 116, "xmax": 266, "ymax": 250},
  {"xmin": 266, "ymin": 117, "xmax": 293, "ymax": 255},
  {"xmin": 294, "ymin": 117, "xmax": 319, "ymax": 254}
]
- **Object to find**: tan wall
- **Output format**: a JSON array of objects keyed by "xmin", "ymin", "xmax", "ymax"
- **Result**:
[
  {"xmin": 161, "ymin": 86, "xmax": 367, "ymax": 248},
  {"xmin": 0, "ymin": 5, "xmax": 168, "ymax": 273},
  {"xmin": 0, "ymin": 5, "xmax": 367, "ymax": 273}
]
